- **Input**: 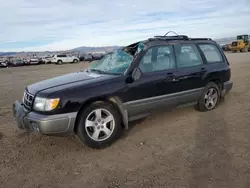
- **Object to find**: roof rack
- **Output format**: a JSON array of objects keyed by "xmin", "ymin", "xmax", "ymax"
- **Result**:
[
  {"xmin": 149, "ymin": 31, "xmax": 212, "ymax": 41},
  {"xmin": 154, "ymin": 31, "xmax": 189, "ymax": 40},
  {"xmin": 154, "ymin": 35, "xmax": 189, "ymax": 40},
  {"xmin": 188, "ymin": 38, "xmax": 212, "ymax": 41}
]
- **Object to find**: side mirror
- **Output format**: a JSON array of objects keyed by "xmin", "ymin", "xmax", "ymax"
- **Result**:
[{"xmin": 132, "ymin": 68, "xmax": 142, "ymax": 81}]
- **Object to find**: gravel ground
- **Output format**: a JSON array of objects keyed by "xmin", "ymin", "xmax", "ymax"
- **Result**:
[{"xmin": 0, "ymin": 53, "xmax": 250, "ymax": 188}]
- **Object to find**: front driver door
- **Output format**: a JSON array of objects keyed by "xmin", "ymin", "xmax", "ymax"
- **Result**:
[{"xmin": 123, "ymin": 45, "xmax": 181, "ymax": 118}]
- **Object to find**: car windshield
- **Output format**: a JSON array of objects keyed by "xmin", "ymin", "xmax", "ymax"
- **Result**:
[{"xmin": 88, "ymin": 49, "xmax": 133, "ymax": 74}]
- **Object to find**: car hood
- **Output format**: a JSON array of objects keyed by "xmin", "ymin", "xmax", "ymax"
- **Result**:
[{"xmin": 27, "ymin": 71, "xmax": 116, "ymax": 95}]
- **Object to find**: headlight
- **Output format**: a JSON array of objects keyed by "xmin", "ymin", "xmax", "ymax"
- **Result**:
[{"xmin": 33, "ymin": 97, "xmax": 60, "ymax": 111}]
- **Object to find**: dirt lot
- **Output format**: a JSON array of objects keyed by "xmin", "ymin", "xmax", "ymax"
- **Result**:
[{"xmin": 0, "ymin": 53, "xmax": 250, "ymax": 188}]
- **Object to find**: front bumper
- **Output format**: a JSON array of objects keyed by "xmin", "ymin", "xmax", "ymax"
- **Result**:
[{"xmin": 13, "ymin": 100, "xmax": 77, "ymax": 135}]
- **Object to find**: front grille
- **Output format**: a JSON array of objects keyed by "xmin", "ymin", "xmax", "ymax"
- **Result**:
[{"xmin": 23, "ymin": 90, "xmax": 34, "ymax": 110}]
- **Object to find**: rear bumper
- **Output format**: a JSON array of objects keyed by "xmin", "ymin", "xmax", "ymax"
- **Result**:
[
  {"xmin": 13, "ymin": 100, "xmax": 77, "ymax": 135},
  {"xmin": 221, "ymin": 81, "xmax": 233, "ymax": 98},
  {"xmin": 224, "ymin": 80, "xmax": 233, "ymax": 93}
]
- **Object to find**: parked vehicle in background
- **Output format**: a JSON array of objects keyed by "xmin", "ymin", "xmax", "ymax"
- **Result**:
[
  {"xmin": 91, "ymin": 53, "xmax": 104, "ymax": 60},
  {"xmin": 9, "ymin": 59, "xmax": 24, "ymax": 66},
  {"xmin": 0, "ymin": 62, "xmax": 8, "ymax": 68},
  {"xmin": 22, "ymin": 59, "xmax": 29, "ymax": 65},
  {"xmin": 42, "ymin": 56, "xmax": 52, "ymax": 64},
  {"xmin": 230, "ymin": 34, "xmax": 250, "ymax": 52},
  {"xmin": 38, "ymin": 58, "xmax": 44, "ymax": 64},
  {"xmin": 28, "ymin": 58, "xmax": 40, "ymax": 65},
  {"xmin": 0, "ymin": 58, "xmax": 8, "ymax": 68},
  {"xmin": 13, "ymin": 33, "xmax": 233, "ymax": 148},
  {"xmin": 0, "ymin": 61, "xmax": 8, "ymax": 68},
  {"xmin": 51, "ymin": 54, "xmax": 79, "ymax": 64},
  {"xmin": 79, "ymin": 53, "xmax": 93, "ymax": 61},
  {"xmin": 221, "ymin": 44, "xmax": 231, "ymax": 51}
]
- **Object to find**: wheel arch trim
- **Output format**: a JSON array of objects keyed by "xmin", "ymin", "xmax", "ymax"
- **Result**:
[{"xmin": 74, "ymin": 96, "xmax": 128, "ymax": 133}]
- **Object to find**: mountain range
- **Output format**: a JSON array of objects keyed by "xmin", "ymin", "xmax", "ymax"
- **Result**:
[{"xmin": 0, "ymin": 37, "xmax": 236, "ymax": 57}]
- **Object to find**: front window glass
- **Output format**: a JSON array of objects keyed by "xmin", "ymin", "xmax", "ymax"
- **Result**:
[
  {"xmin": 139, "ymin": 45, "xmax": 175, "ymax": 73},
  {"xmin": 88, "ymin": 49, "xmax": 133, "ymax": 74}
]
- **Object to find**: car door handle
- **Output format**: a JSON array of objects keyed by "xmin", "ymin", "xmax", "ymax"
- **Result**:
[
  {"xmin": 165, "ymin": 73, "xmax": 179, "ymax": 82},
  {"xmin": 200, "ymin": 67, "xmax": 207, "ymax": 73}
]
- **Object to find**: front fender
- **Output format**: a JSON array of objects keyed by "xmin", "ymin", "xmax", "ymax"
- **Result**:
[{"xmin": 108, "ymin": 97, "xmax": 128, "ymax": 129}]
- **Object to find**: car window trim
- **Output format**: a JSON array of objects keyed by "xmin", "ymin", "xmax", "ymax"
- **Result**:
[{"xmin": 196, "ymin": 43, "xmax": 225, "ymax": 64}]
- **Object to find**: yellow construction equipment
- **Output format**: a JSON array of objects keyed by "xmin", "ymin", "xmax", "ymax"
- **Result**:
[{"xmin": 230, "ymin": 34, "xmax": 250, "ymax": 53}]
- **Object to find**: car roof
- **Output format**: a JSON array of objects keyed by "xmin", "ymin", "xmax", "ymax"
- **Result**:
[
  {"xmin": 123, "ymin": 34, "xmax": 218, "ymax": 52},
  {"xmin": 145, "ymin": 35, "xmax": 216, "ymax": 46}
]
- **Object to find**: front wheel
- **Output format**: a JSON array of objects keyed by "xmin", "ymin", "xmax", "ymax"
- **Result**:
[
  {"xmin": 73, "ymin": 59, "xmax": 78, "ymax": 63},
  {"xmin": 196, "ymin": 82, "xmax": 220, "ymax": 112},
  {"xmin": 76, "ymin": 101, "xmax": 122, "ymax": 148}
]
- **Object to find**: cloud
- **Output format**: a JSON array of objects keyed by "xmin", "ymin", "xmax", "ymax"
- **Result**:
[{"xmin": 0, "ymin": 0, "xmax": 249, "ymax": 51}]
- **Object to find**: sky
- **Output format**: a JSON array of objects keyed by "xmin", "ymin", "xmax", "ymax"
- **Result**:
[{"xmin": 0, "ymin": 0, "xmax": 249, "ymax": 52}]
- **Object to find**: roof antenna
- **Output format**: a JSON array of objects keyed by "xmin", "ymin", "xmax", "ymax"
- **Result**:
[{"xmin": 164, "ymin": 31, "xmax": 179, "ymax": 36}]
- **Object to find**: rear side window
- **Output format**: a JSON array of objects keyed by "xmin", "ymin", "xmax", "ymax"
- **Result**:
[
  {"xmin": 198, "ymin": 44, "xmax": 223, "ymax": 63},
  {"xmin": 174, "ymin": 44, "xmax": 203, "ymax": 68},
  {"xmin": 57, "ymin": 55, "xmax": 66, "ymax": 58}
]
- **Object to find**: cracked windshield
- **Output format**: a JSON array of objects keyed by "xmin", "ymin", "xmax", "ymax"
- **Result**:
[{"xmin": 89, "ymin": 49, "xmax": 133, "ymax": 74}]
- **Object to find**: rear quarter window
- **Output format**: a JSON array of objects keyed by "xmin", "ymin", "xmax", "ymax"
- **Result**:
[
  {"xmin": 198, "ymin": 44, "xmax": 223, "ymax": 63},
  {"xmin": 57, "ymin": 55, "xmax": 66, "ymax": 58}
]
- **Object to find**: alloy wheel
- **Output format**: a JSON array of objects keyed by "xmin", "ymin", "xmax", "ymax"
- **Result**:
[
  {"xmin": 85, "ymin": 108, "xmax": 115, "ymax": 141},
  {"xmin": 204, "ymin": 88, "xmax": 218, "ymax": 110}
]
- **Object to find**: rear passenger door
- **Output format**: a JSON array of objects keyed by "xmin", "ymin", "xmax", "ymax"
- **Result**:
[
  {"xmin": 67, "ymin": 55, "xmax": 73, "ymax": 63},
  {"xmin": 173, "ymin": 43, "xmax": 206, "ymax": 105}
]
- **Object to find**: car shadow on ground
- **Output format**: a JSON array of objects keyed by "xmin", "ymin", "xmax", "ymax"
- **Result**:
[
  {"xmin": 122, "ymin": 107, "xmax": 193, "ymax": 138},
  {"xmin": 187, "ymin": 110, "xmax": 236, "ymax": 188}
]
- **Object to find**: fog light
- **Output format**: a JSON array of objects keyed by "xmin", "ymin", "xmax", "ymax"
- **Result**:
[{"xmin": 31, "ymin": 122, "xmax": 40, "ymax": 132}]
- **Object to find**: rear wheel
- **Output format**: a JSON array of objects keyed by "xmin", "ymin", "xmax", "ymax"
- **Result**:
[
  {"xmin": 196, "ymin": 82, "xmax": 220, "ymax": 112},
  {"xmin": 76, "ymin": 101, "xmax": 122, "ymax": 148},
  {"xmin": 73, "ymin": 59, "xmax": 78, "ymax": 63},
  {"xmin": 57, "ymin": 60, "xmax": 62, "ymax": 65}
]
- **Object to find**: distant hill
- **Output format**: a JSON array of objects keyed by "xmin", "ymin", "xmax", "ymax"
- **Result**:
[
  {"xmin": 0, "ymin": 52, "xmax": 17, "ymax": 56},
  {"xmin": 71, "ymin": 46, "xmax": 121, "ymax": 53},
  {"xmin": 215, "ymin": 37, "xmax": 236, "ymax": 45},
  {"xmin": 0, "ymin": 37, "xmax": 238, "ymax": 57}
]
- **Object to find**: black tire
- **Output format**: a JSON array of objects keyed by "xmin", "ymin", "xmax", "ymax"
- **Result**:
[
  {"xmin": 73, "ymin": 59, "xmax": 78, "ymax": 63},
  {"xmin": 196, "ymin": 82, "xmax": 220, "ymax": 112},
  {"xmin": 57, "ymin": 60, "xmax": 62, "ymax": 65},
  {"xmin": 76, "ymin": 101, "xmax": 122, "ymax": 149}
]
